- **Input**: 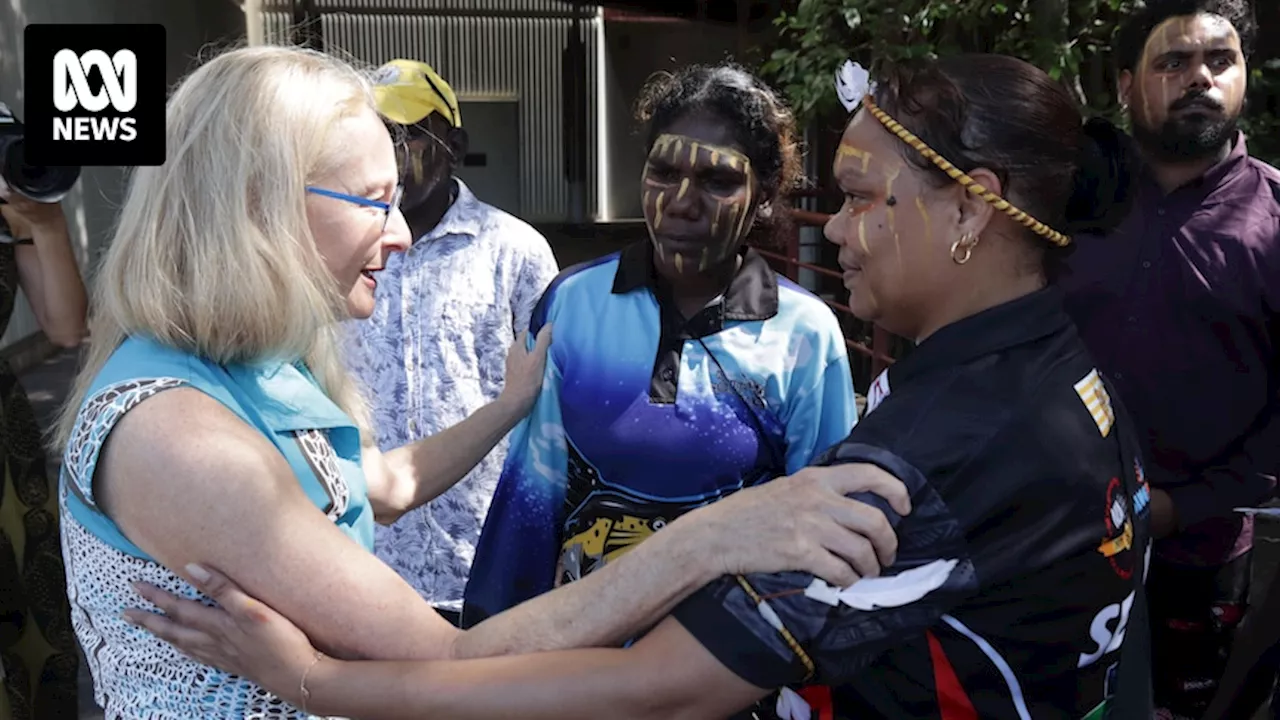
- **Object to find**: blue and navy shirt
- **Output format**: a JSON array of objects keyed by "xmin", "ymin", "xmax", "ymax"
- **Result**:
[{"xmin": 462, "ymin": 241, "xmax": 857, "ymax": 624}]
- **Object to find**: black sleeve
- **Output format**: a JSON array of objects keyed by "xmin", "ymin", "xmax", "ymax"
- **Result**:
[{"xmin": 671, "ymin": 443, "xmax": 980, "ymax": 689}]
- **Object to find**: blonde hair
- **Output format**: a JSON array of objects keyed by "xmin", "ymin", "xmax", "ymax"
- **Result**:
[{"xmin": 53, "ymin": 44, "xmax": 379, "ymax": 450}]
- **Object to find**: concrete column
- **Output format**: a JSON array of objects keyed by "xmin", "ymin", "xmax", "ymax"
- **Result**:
[{"xmin": 244, "ymin": 0, "xmax": 263, "ymax": 46}]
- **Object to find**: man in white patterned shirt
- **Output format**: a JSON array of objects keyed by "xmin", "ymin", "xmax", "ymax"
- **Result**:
[{"xmin": 348, "ymin": 59, "xmax": 559, "ymax": 624}]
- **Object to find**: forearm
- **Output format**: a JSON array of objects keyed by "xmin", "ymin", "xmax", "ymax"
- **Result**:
[
  {"xmin": 452, "ymin": 520, "xmax": 716, "ymax": 658},
  {"xmin": 306, "ymin": 649, "xmax": 675, "ymax": 720},
  {"xmin": 378, "ymin": 396, "xmax": 525, "ymax": 521},
  {"xmin": 307, "ymin": 616, "xmax": 762, "ymax": 720},
  {"xmin": 28, "ymin": 216, "xmax": 88, "ymax": 344}
]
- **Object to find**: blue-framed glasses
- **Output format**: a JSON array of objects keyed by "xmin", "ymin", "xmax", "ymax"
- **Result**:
[{"xmin": 305, "ymin": 184, "xmax": 404, "ymax": 232}]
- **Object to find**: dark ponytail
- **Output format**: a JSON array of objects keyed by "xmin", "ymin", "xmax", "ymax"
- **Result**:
[
  {"xmin": 1064, "ymin": 117, "xmax": 1136, "ymax": 236},
  {"xmin": 1042, "ymin": 118, "xmax": 1136, "ymax": 282}
]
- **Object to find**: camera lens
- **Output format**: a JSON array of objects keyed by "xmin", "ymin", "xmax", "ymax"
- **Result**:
[{"xmin": 0, "ymin": 138, "xmax": 80, "ymax": 203}]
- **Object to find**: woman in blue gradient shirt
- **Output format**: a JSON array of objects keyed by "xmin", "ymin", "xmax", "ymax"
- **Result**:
[{"xmin": 462, "ymin": 64, "xmax": 859, "ymax": 625}]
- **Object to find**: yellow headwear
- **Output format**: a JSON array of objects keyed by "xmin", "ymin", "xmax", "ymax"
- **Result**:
[{"xmin": 370, "ymin": 59, "xmax": 462, "ymax": 128}]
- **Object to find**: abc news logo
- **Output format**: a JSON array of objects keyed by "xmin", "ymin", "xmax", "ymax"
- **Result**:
[
  {"xmin": 53, "ymin": 49, "xmax": 139, "ymax": 142},
  {"xmin": 24, "ymin": 24, "xmax": 165, "ymax": 167}
]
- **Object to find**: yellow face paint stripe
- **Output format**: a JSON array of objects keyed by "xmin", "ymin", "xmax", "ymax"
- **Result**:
[
  {"xmin": 835, "ymin": 143, "xmax": 869, "ymax": 162},
  {"xmin": 915, "ymin": 196, "xmax": 932, "ymax": 242},
  {"xmin": 651, "ymin": 133, "xmax": 748, "ymax": 167},
  {"xmin": 732, "ymin": 183, "xmax": 753, "ymax": 241}
]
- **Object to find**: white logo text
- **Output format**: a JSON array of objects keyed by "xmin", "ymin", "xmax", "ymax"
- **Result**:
[{"xmin": 51, "ymin": 48, "xmax": 138, "ymax": 142}]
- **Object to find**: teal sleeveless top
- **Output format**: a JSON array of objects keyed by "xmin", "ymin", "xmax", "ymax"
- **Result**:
[{"xmin": 59, "ymin": 335, "xmax": 371, "ymax": 718}]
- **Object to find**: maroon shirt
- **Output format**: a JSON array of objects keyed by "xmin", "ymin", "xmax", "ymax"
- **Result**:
[{"xmin": 1061, "ymin": 133, "xmax": 1280, "ymax": 566}]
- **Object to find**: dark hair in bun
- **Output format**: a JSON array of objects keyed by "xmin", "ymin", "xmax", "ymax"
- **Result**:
[
  {"xmin": 871, "ymin": 54, "xmax": 1135, "ymax": 279},
  {"xmin": 1065, "ymin": 117, "xmax": 1136, "ymax": 235}
]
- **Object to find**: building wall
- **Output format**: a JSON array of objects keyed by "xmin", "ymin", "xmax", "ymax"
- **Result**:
[
  {"xmin": 264, "ymin": 0, "xmax": 603, "ymax": 224},
  {"xmin": 0, "ymin": 0, "xmax": 244, "ymax": 350}
]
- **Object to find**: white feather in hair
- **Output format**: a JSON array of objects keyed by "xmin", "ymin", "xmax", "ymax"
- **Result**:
[{"xmin": 835, "ymin": 59, "xmax": 875, "ymax": 112}]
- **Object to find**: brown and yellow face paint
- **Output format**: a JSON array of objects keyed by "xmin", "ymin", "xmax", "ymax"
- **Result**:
[
  {"xmin": 641, "ymin": 133, "xmax": 758, "ymax": 274},
  {"xmin": 833, "ymin": 138, "xmax": 903, "ymax": 253},
  {"xmin": 831, "ymin": 129, "xmax": 920, "ymax": 276}
]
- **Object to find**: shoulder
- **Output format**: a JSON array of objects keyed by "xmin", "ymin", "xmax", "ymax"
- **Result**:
[
  {"xmin": 1194, "ymin": 157, "xmax": 1280, "ymax": 278},
  {"xmin": 107, "ymin": 384, "xmax": 281, "ymax": 468},
  {"xmin": 774, "ymin": 276, "xmax": 844, "ymax": 341},
  {"xmin": 66, "ymin": 357, "xmax": 281, "ymax": 511},
  {"xmin": 1235, "ymin": 156, "xmax": 1280, "ymax": 209},
  {"xmin": 852, "ymin": 328, "xmax": 1099, "ymax": 481},
  {"xmin": 1218, "ymin": 156, "xmax": 1280, "ymax": 237},
  {"xmin": 838, "ymin": 341, "xmax": 1134, "ymax": 565},
  {"xmin": 1248, "ymin": 154, "xmax": 1280, "ymax": 191},
  {"xmin": 90, "ymin": 383, "xmax": 309, "ymax": 555},
  {"xmin": 847, "ymin": 367, "xmax": 1006, "ymax": 478},
  {"xmin": 473, "ymin": 199, "xmax": 553, "ymax": 255},
  {"xmin": 90, "ymin": 337, "xmax": 227, "ymax": 401},
  {"xmin": 1248, "ymin": 158, "xmax": 1280, "ymax": 241},
  {"xmin": 529, "ymin": 251, "xmax": 623, "ymax": 331}
]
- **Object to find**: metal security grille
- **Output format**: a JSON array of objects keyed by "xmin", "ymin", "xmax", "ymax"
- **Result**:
[{"xmin": 262, "ymin": 0, "xmax": 601, "ymax": 222}]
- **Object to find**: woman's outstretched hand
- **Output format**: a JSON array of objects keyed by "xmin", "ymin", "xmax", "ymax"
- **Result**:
[
  {"xmin": 124, "ymin": 565, "xmax": 321, "ymax": 707},
  {"xmin": 675, "ymin": 463, "xmax": 912, "ymax": 588},
  {"xmin": 498, "ymin": 324, "xmax": 552, "ymax": 415}
]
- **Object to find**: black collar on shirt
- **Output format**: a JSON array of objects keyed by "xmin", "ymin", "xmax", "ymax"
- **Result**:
[
  {"xmin": 611, "ymin": 240, "xmax": 780, "ymax": 404},
  {"xmin": 610, "ymin": 240, "xmax": 780, "ymax": 323},
  {"xmin": 890, "ymin": 288, "xmax": 1072, "ymax": 386}
]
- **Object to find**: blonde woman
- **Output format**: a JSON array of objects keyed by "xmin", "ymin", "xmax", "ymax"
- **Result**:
[{"xmin": 55, "ymin": 45, "xmax": 907, "ymax": 718}]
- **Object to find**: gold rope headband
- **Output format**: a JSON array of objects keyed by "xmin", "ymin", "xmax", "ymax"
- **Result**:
[{"xmin": 860, "ymin": 93, "xmax": 1072, "ymax": 248}]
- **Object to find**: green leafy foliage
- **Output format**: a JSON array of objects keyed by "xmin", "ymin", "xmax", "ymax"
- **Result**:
[
  {"xmin": 1239, "ymin": 59, "xmax": 1280, "ymax": 166},
  {"xmin": 759, "ymin": 0, "xmax": 1280, "ymax": 166}
]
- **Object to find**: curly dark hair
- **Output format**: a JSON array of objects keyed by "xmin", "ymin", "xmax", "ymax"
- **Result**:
[
  {"xmin": 870, "ymin": 55, "xmax": 1135, "ymax": 280},
  {"xmin": 1116, "ymin": 0, "xmax": 1256, "ymax": 73},
  {"xmin": 634, "ymin": 63, "xmax": 803, "ymax": 216}
]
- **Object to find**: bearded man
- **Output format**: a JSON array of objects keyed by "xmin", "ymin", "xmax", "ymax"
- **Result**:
[{"xmin": 1060, "ymin": 2, "xmax": 1280, "ymax": 718}]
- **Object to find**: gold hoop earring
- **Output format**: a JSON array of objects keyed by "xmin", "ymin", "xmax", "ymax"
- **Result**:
[{"xmin": 950, "ymin": 233, "xmax": 976, "ymax": 265}]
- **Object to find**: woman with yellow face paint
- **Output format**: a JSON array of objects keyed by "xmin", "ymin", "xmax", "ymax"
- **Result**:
[{"xmin": 461, "ymin": 63, "xmax": 861, "ymax": 625}]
